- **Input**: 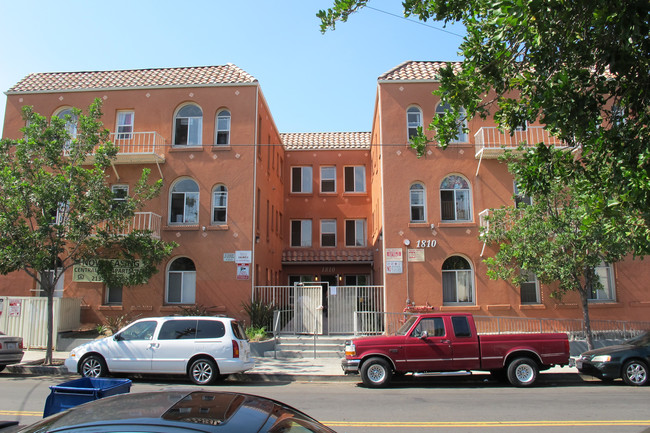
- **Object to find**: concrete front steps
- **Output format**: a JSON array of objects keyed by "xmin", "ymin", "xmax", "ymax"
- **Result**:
[{"xmin": 263, "ymin": 335, "xmax": 351, "ymax": 359}]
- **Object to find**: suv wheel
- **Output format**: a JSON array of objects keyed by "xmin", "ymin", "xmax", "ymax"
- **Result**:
[{"xmin": 189, "ymin": 358, "xmax": 218, "ymax": 385}]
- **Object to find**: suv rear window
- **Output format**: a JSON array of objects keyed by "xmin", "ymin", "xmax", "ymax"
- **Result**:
[
  {"xmin": 230, "ymin": 321, "xmax": 247, "ymax": 340},
  {"xmin": 196, "ymin": 320, "xmax": 226, "ymax": 339}
]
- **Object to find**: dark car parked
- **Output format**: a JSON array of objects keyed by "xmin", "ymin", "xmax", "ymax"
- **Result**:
[
  {"xmin": 576, "ymin": 331, "xmax": 650, "ymax": 386},
  {"xmin": 14, "ymin": 390, "xmax": 336, "ymax": 433}
]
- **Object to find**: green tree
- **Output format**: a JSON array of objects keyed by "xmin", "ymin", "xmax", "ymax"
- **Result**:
[
  {"xmin": 318, "ymin": 0, "xmax": 650, "ymax": 240},
  {"xmin": 481, "ymin": 145, "xmax": 644, "ymax": 349},
  {"xmin": 0, "ymin": 99, "xmax": 176, "ymax": 364}
]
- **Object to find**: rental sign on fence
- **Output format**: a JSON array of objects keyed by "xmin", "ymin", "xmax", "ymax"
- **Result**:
[{"xmin": 73, "ymin": 259, "xmax": 143, "ymax": 283}]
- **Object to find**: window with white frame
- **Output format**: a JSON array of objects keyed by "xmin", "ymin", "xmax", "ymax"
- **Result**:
[
  {"xmin": 440, "ymin": 175, "xmax": 472, "ymax": 222},
  {"xmin": 111, "ymin": 185, "xmax": 129, "ymax": 211},
  {"xmin": 212, "ymin": 184, "xmax": 228, "ymax": 224},
  {"xmin": 344, "ymin": 166, "xmax": 366, "ymax": 193},
  {"xmin": 174, "ymin": 104, "xmax": 202, "ymax": 146},
  {"xmin": 345, "ymin": 219, "xmax": 366, "ymax": 247},
  {"xmin": 49, "ymin": 202, "xmax": 69, "ymax": 225},
  {"xmin": 166, "ymin": 257, "xmax": 196, "ymax": 304},
  {"xmin": 291, "ymin": 166, "xmax": 313, "ymax": 193},
  {"xmin": 407, "ymin": 106, "xmax": 423, "ymax": 139},
  {"xmin": 321, "ymin": 219, "xmax": 336, "ymax": 247},
  {"xmin": 290, "ymin": 220, "xmax": 312, "ymax": 247},
  {"xmin": 116, "ymin": 111, "xmax": 134, "ymax": 140},
  {"xmin": 590, "ymin": 262, "xmax": 616, "ymax": 301},
  {"xmin": 520, "ymin": 269, "xmax": 540, "ymax": 304},
  {"xmin": 436, "ymin": 103, "xmax": 468, "ymax": 143},
  {"xmin": 35, "ymin": 259, "xmax": 64, "ymax": 297},
  {"xmin": 513, "ymin": 181, "xmax": 533, "ymax": 208},
  {"xmin": 169, "ymin": 179, "xmax": 199, "ymax": 224},
  {"xmin": 410, "ymin": 183, "xmax": 426, "ymax": 222},
  {"xmin": 56, "ymin": 108, "xmax": 77, "ymax": 150},
  {"xmin": 216, "ymin": 110, "xmax": 231, "ymax": 145},
  {"xmin": 320, "ymin": 166, "xmax": 336, "ymax": 193},
  {"xmin": 442, "ymin": 256, "xmax": 474, "ymax": 304}
]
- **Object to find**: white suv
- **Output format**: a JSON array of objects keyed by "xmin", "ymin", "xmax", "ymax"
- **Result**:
[{"xmin": 65, "ymin": 316, "xmax": 254, "ymax": 385}]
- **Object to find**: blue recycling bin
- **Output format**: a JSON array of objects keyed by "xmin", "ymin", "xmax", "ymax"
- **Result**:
[{"xmin": 43, "ymin": 377, "xmax": 132, "ymax": 417}]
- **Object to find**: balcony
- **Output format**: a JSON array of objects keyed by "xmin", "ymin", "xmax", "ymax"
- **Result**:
[
  {"xmin": 474, "ymin": 126, "xmax": 564, "ymax": 159},
  {"xmin": 282, "ymin": 249, "xmax": 374, "ymax": 265},
  {"xmin": 109, "ymin": 132, "xmax": 166, "ymax": 164},
  {"xmin": 95, "ymin": 212, "xmax": 162, "ymax": 239}
]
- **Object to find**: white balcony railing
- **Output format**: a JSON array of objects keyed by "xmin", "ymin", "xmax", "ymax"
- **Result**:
[
  {"xmin": 95, "ymin": 212, "xmax": 162, "ymax": 239},
  {"xmin": 109, "ymin": 131, "xmax": 166, "ymax": 161},
  {"xmin": 474, "ymin": 126, "xmax": 564, "ymax": 158}
]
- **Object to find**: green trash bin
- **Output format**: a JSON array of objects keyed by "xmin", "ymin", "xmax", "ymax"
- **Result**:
[{"xmin": 43, "ymin": 377, "xmax": 132, "ymax": 417}]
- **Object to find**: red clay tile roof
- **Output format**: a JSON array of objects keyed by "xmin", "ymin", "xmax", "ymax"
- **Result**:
[
  {"xmin": 378, "ymin": 61, "xmax": 463, "ymax": 81},
  {"xmin": 282, "ymin": 249, "xmax": 374, "ymax": 264},
  {"xmin": 7, "ymin": 64, "xmax": 257, "ymax": 93},
  {"xmin": 280, "ymin": 132, "xmax": 370, "ymax": 150}
]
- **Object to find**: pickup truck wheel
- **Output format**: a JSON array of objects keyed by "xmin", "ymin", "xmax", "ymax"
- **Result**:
[
  {"xmin": 360, "ymin": 357, "xmax": 392, "ymax": 388},
  {"xmin": 507, "ymin": 357, "xmax": 538, "ymax": 387},
  {"xmin": 621, "ymin": 360, "xmax": 648, "ymax": 386}
]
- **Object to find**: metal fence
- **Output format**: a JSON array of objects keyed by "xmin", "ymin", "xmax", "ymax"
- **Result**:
[
  {"xmin": 0, "ymin": 297, "xmax": 81, "ymax": 349},
  {"xmin": 254, "ymin": 285, "xmax": 384, "ymax": 335}
]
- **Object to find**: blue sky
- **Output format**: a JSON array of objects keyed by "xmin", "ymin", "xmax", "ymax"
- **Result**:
[{"xmin": 0, "ymin": 0, "xmax": 464, "ymax": 136}]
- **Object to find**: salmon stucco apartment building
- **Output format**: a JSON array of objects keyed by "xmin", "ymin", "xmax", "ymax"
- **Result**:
[{"xmin": 1, "ymin": 61, "xmax": 648, "ymax": 334}]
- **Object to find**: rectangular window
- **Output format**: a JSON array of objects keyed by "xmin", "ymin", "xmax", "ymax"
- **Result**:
[
  {"xmin": 320, "ymin": 166, "xmax": 336, "ymax": 193},
  {"xmin": 589, "ymin": 263, "xmax": 616, "ymax": 301},
  {"xmin": 106, "ymin": 285, "xmax": 123, "ymax": 304},
  {"xmin": 291, "ymin": 166, "xmax": 313, "ymax": 193},
  {"xmin": 345, "ymin": 219, "xmax": 366, "ymax": 247},
  {"xmin": 290, "ymin": 220, "xmax": 312, "ymax": 247},
  {"xmin": 111, "ymin": 185, "xmax": 129, "ymax": 211},
  {"xmin": 116, "ymin": 111, "xmax": 134, "ymax": 140},
  {"xmin": 520, "ymin": 270, "xmax": 540, "ymax": 304},
  {"xmin": 321, "ymin": 219, "xmax": 336, "ymax": 247},
  {"xmin": 344, "ymin": 166, "xmax": 366, "ymax": 192},
  {"xmin": 514, "ymin": 182, "xmax": 533, "ymax": 208}
]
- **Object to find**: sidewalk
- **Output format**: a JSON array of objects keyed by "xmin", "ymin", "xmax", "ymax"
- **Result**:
[{"xmin": 7, "ymin": 350, "xmax": 584, "ymax": 384}]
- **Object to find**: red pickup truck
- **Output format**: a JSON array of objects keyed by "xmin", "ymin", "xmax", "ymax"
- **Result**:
[{"xmin": 341, "ymin": 313, "xmax": 570, "ymax": 387}]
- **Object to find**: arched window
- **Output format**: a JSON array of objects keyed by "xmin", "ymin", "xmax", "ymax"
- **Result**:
[
  {"xmin": 212, "ymin": 184, "xmax": 228, "ymax": 224},
  {"xmin": 216, "ymin": 110, "xmax": 231, "ymax": 145},
  {"xmin": 169, "ymin": 178, "xmax": 199, "ymax": 224},
  {"xmin": 435, "ymin": 103, "xmax": 468, "ymax": 143},
  {"xmin": 166, "ymin": 257, "xmax": 196, "ymax": 304},
  {"xmin": 440, "ymin": 175, "xmax": 472, "ymax": 222},
  {"xmin": 442, "ymin": 256, "xmax": 474, "ymax": 304},
  {"xmin": 55, "ymin": 108, "xmax": 77, "ymax": 149},
  {"xmin": 410, "ymin": 183, "xmax": 426, "ymax": 222},
  {"xmin": 174, "ymin": 104, "xmax": 202, "ymax": 145},
  {"xmin": 407, "ymin": 106, "xmax": 423, "ymax": 139}
]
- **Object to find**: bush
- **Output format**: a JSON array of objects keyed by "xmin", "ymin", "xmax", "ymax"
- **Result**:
[
  {"xmin": 242, "ymin": 300, "xmax": 275, "ymax": 330},
  {"xmin": 245, "ymin": 326, "xmax": 269, "ymax": 342},
  {"xmin": 104, "ymin": 313, "xmax": 140, "ymax": 335}
]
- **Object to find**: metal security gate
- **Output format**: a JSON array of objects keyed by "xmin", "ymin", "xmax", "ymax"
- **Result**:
[
  {"xmin": 254, "ymin": 285, "xmax": 384, "ymax": 335},
  {"xmin": 293, "ymin": 284, "xmax": 323, "ymax": 334}
]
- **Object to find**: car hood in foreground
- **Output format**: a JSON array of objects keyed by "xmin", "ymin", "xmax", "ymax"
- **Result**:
[{"xmin": 19, "ymin": 391, "xmax": 335, "ymax": 433}]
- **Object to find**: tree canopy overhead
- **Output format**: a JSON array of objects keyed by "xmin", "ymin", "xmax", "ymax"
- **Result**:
[
  {"xmin": 0, "ymin": 99, "xmax": 176, "ymax": 362},
  {"xmin": 319, "ymin": 0, "xmax": 650, "ymax": 237}
]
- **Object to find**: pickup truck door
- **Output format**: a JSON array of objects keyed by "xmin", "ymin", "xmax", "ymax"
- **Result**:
[
  {"xmin": 403, "ymin": 317, "xmax": 454, "ymax": 372},
  {"xmin": 449, "ymin": 315, "xmax": 481, "ymax": 370}
]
